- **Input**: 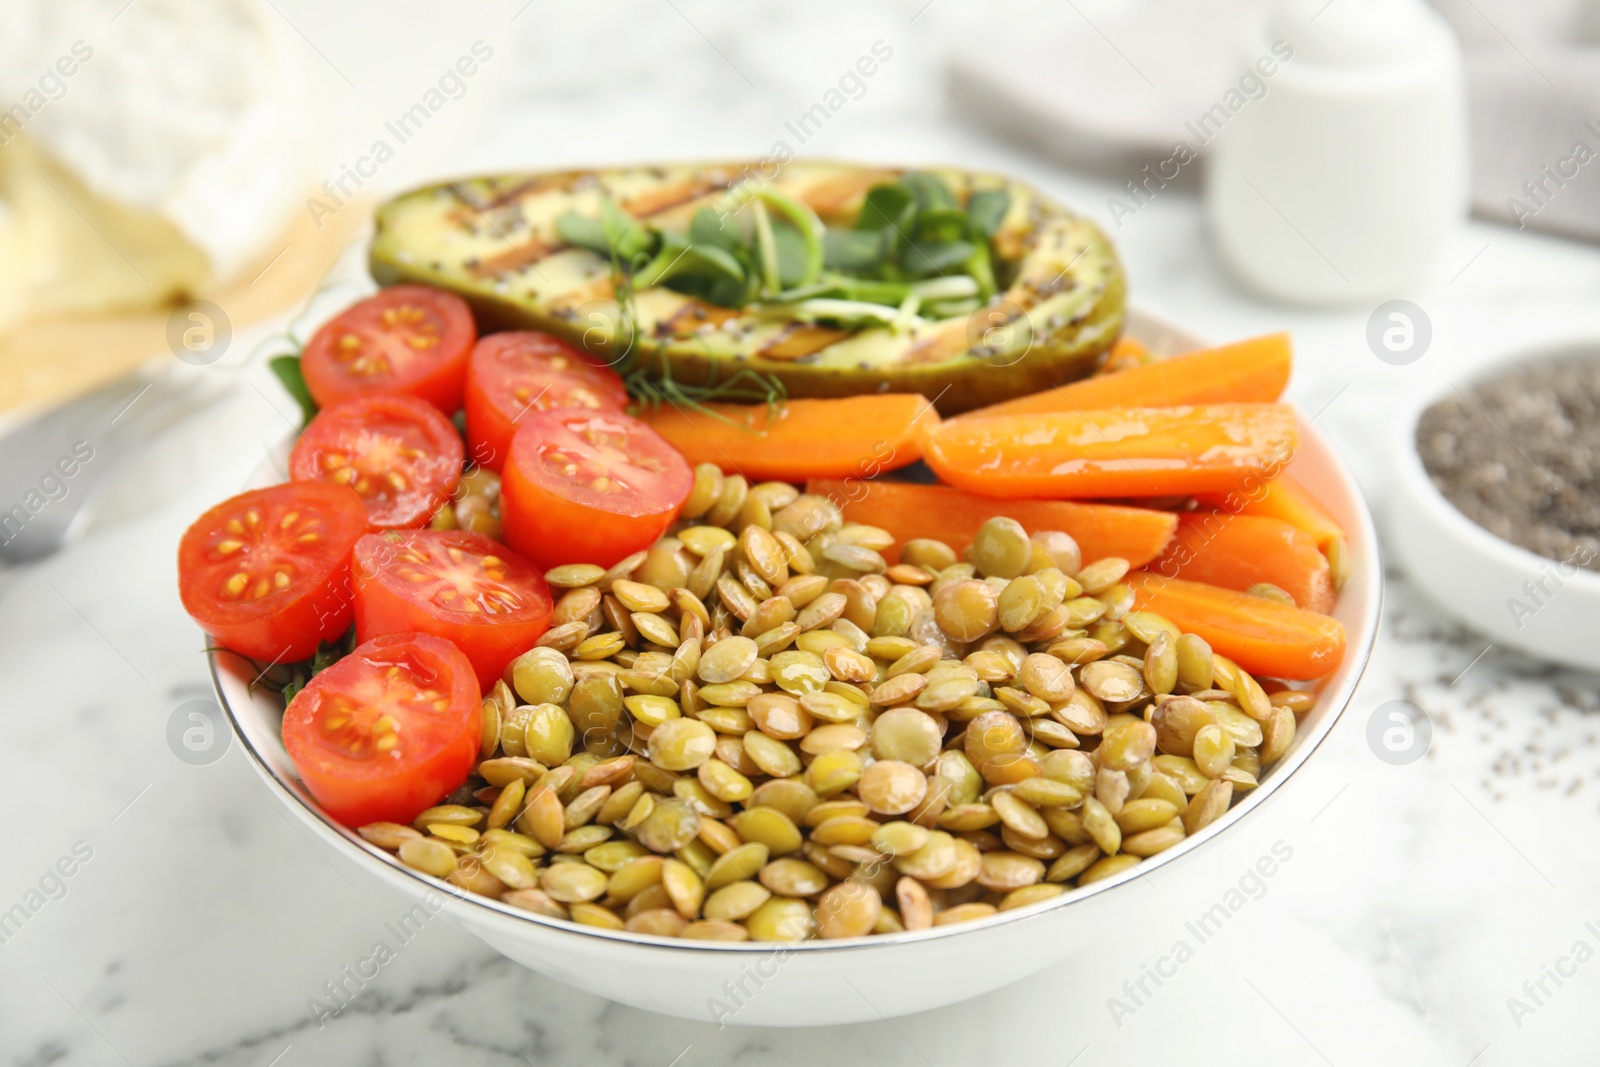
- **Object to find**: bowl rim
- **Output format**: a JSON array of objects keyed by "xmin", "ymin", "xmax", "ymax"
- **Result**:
[
  {"xmin": 1392, "ymin": 338, "xmax": 1600, "ymax": 597},
  {"xmin": 210, "ymin": 308, "xmax": 1384, "ymax": 955}
]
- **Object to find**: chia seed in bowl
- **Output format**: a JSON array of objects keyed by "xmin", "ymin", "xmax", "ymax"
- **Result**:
[{"xmin": 1415, "ymin": 355, "xmax": 1600, "ymax": 573}]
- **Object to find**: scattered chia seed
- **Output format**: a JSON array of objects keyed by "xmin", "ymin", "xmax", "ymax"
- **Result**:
[{"xmin": 1415, "ymin": 355, "xmax": 1600, "ymax": 571}]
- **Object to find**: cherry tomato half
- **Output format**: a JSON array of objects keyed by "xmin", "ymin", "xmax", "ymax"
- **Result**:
[
  {"xmin": 178, "ymin": 481, "xmax": 367, "ymax": 662},
  {"xmin": 289, "ymin": 395, "xmax": 464, "ymax": 529},
  {"xmin": 352, "ymin": 530, "xmax": 553, "ymax": 689},
  {"xmin": 281, "ymin": 631, "xmax": 480, "ymax": 827},
  {"xmin": 463, "ymin": 331, "xmax": 629, "ymax": 472},
  {"xmin": 301, "ymin": 285, "xmax": 476, "ymax": 414},
  {"xmin": 501, "ymin": 408, "xmax": 693, "ymax": 569}
]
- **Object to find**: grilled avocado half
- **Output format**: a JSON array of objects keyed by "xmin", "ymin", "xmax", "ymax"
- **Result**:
[{"xmin": 368, "ymin": 161, "xmax": 1125, "ymax": 414}]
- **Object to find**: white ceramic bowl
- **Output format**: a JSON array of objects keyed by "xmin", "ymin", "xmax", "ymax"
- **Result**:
[
  {"xmin": 1390, "ymin": 340, "xmax": 1600, "ymax": 672},
  {"xmin": 210, "ymin": 309, "xmax": 1382, "ymax": 1026}
]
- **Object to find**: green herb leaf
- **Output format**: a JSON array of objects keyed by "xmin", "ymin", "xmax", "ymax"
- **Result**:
[
  {"xmin": 856, "ymin": 183, "xmax": 915, "ymax": 234},
  {"xmin": 280, "ymin": 671, "xmax": 307, "ymax": 705},
  {"xmin": 623, "ymin": 353, "xmax": 786, "ymax": 427},
  {"xmin": 278, "ymin": 630, "xmax": 353, "ymax": 704},
  {"xmin": 823, "ymin": 229, "xmax": 888, "ymax": 273},
  {"xmin": 902, "ymin": 172, "xmax": 958, "ymax": 213},
  {"xmin": 910, "ymin": 276, "xmax": 981, "ymax": 300},
  {"xmin": 751, "ymin": 200, "xmax": 782, "ymax": 296},
  {"xmin": 892, "ymin": 291, "xmax": 922, "ymax": 335},
  {"xmin": 559, "ymin": 174, "xmax": 1000, "ymax": 331},
  {"xmin": 764, "ymin": 281, "xmax": 837, "ymax": 304},
  {"xmin": 771, "ymin": 222, "xmax": 812, "ymax": 288},
  {"xmin": 689, "ymin": 206, "xmax": 743, "ymax": 255},
  {"xmin": 557, "ymin": 210, "xmax": 612, "ymax": 256},
  {"xmin": 923, "ymin": 296, "xmax": 982, "ymax": 318},
  {"xmin": 310, "ymin": 643, "xmax": 341, "ymax": 676},
  {"xmin": 599, "ymin": 196, "xmax": 652, "ymax": 263},
  {"xmin": 638, "ymin": 237, "xmax": 751, "ymax": 308},
  {"xmin": 754, "ymin": 189, "xmax": 825, "ymax": 288},
  {"xmin": 964, "ymin": 238, "xmax": 998, "ymax": 301},
  {"xmin": 268, "ymin": 354, "xmax": 317, "ymax": 426},
  {"xmin": 903, "ymin": 239, "xmax": 977, "ymax": 278},
  {"xmin": 966, "ymin": 189, "xmax": 1011, "ymax": 238},
  {"xmin": 914, "ymin": 207, "xmax": 969, "ymax": 245},
  {"xmin": 786, "ymin": 298, "xmax": 906, "ymax": 328},
  {"xmin": 679, "ymin": 244, "xmax": 748, "ymax": 285},
  {"xmin": 820, "ymin": 273, "xmax": 913, "ymax": 306}
]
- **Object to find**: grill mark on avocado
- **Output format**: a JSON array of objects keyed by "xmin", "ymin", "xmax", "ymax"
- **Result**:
[
  {"xmin": 465, "ymin": 174, "xmax": 742, "ymax": 280},
  {"xmin": 616, "ymin": 175, "xmax": 738, "ymax": 219},
  {"xmin": 370, "ymin": 162, "xmax": 1125, "ymax": 413},
  {"xmin": 661, "ymin": 300, "xmax": 741, "ymax": 338},
  {"xmin": 758, "ymin": 324, "xmax": 853, "ymax": 362},
  {"xmin": 451, "ymin": 172, "xmax": 586, "ymax": 212},
  {"xmin": 902, "ymin": 319, "xmax": 972, "ymax": 365},
  {"xmin": 467, "ymin": 238, "xmax": 564, "ymax": 279},
  {"xmin": 545, "ymin": 276, "xmax": 616, "ymax": 312}
]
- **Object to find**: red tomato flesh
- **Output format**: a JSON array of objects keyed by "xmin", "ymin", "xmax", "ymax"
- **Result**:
[
  {"xmin": 289, "ymin": 395, "xmax": 464, "ymax": 529},
  {"xmin": 178, "ymin": 481, "xmax": 367, "ymax": 663},
  {"xmin": 281, "ymin": 631, "xmax": 480, "ymax": 827},
  {"xmin": 501, "ymin": 408, "xmax": 693, "ymax": 569},
  {"xmin": 301, "ymin": 285, "xmax": 476, "ymax": 414},
  {"xmin": 353, "ymin": 530, "xmax": 552, "ymax": 689},
  {"xmin": 464, "ymin": 331, "xmax": 628, "ymax": 472}
]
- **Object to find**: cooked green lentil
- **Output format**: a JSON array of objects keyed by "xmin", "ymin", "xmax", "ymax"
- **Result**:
[{"xmin": 360, "ymin": 465, "xmax": 1315, "ymax": 940}]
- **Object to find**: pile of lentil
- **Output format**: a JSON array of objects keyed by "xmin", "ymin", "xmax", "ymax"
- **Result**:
[
  {"xmin": 356, "ymin": 464, "xmax": 1312, "ymax": 941},
  {"xmin": 1416, "ymin": 356, "xmax": 1600, "ymax": 571}
]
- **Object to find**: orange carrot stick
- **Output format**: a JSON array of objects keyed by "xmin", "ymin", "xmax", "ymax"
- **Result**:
[
  {"xmin": 1124, "ymin": 571, "xmax": 1346, "ymax": 680},
  {"xmin": 1148, "ymin": 512, "xmax": 1335, "ymax": 614},
  {"xmin": 922, "ymin": 404, "xmax": 1300, "ymax": 500},
  {"xmin": 1097, "ymin": 335, "xmax": 1152, "ymax": 375},
  {"xmin": 964, "ymin": 332, "xmax": 1291, "ymax": 420},
  {"xmin": 643, "ymin": 395, "xmax": 938, "ymax": 482},
  {"xmin": 805, "ymin": 479, "xmax": 1178, "ymax": 568},
  {"xmin": 1197, "ymin": 475, "xmax": 1343, "ymax": 552}
]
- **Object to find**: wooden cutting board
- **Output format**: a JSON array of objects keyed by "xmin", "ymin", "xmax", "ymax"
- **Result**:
[{"xmin": 0, "ymin": 199, "xmax": 371, "ymax": 417}]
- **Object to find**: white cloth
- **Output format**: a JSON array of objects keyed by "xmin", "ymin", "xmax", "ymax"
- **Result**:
[{"xmin": 947, "ymin": 0, "xmax": 1600, "ymax": 243}]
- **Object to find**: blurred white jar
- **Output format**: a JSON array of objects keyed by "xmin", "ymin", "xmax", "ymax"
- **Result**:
[{"xmin": 1206, "ymin": 0, "xmax": 1469, "ymax": 306}]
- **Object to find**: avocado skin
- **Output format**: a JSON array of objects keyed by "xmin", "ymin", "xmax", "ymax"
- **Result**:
[{"xmin": 368, "ymin": 163, "xmax": 1125, "ymax": 414}]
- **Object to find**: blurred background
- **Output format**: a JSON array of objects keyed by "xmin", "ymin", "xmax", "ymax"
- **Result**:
[
  {"xmin": 4, "ymin": 0, "xmax": 1600, "ymax": 1064},
  {"xmin": 4, "ymin": 0, "xmax": 1600, "ymax": 416},
  {"xmin": 3, "ymin": 0, "xmax": 1599, "ymax": 383}
]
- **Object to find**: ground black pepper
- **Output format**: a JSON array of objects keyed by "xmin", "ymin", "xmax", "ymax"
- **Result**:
[{"xmin": 1415, "ymin": 356, "xmax": 1600, "ymax": 571}]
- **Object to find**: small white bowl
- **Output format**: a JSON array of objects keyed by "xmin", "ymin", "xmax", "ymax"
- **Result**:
[
  {"xmin": 1390, "ymin": 341, "xmax": 1600, "ymax": 672},
  {"xmin": 210, "ymin": 309, "xmax": 1382, "ymax": 1026}
]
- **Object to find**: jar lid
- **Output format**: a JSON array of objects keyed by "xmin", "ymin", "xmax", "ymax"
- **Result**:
[{"xmin": 1266, "ymin": 0, "xmax": 1451, "ymax": 68}]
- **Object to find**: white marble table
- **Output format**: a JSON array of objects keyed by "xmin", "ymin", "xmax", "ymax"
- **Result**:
[{"xmin": 6, "ymin": 2, "xmax": 1600, "ymax": 1063}]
